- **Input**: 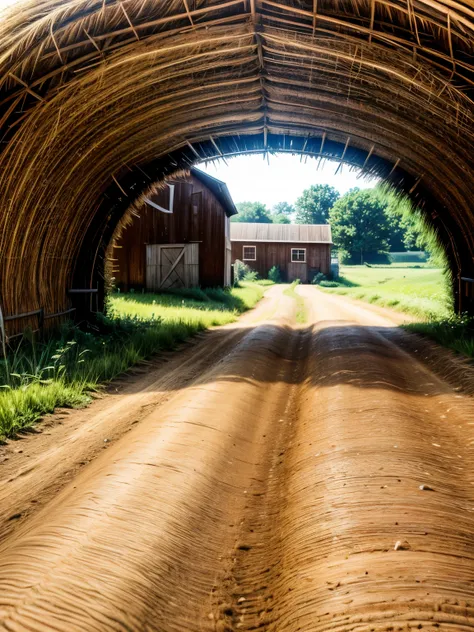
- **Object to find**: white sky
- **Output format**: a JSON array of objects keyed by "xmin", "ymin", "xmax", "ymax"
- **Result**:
[
  {"xmin": 199, "ymin": 154, "xmax": 378, "ymax": 210},
  {"xmin": 0, "ymin": 0, "xmax": 20, "ymax": 8}
]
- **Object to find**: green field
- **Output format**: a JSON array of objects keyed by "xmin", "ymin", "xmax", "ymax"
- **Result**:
[
  {"xmin": 109, "ymin": 283, "xmax": 265, "ymax": 324},
  {"xmin": 323, "ymin": 264, "xmax": 452, "ymax": 319}
]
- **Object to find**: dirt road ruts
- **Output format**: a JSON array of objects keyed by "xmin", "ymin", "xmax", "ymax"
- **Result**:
[{"xmin": 1, "ymin": 286, "xmax": 474, "ymax": 631}]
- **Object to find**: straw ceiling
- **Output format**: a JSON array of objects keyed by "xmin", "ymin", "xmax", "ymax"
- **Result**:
[{"xmin": 0, "ymin": 0, "xmax": 474, "ymax": 326}]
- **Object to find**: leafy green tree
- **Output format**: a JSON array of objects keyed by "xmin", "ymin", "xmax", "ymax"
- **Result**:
[
  {"xmin": 273, "ymin": 201, "xmax": 294, "ymax": 215},
  {"xmin": 272, "ymin": 213, "xmax": 291, "ymax": 224},
  {"xmin": 270, "ymin": 201, "xmax": 293, "ymax": 224},
  {"xmin": 378, "ymin": 187, "xmax": 424, "ymax": 251},
  {"xmin": 232, "ymin": 201, "xmax": 272, "ymax": 223},
  {"xmin": 295, "ymin": 185, "xmax": 339, "ymax": 224},
  {"xmin": 375, "ymin": 185, "xmax": 446, "ymax": 265},
  {"xmin": 329, "ymin": 188, "xmax": 390, "ymax": 263}
]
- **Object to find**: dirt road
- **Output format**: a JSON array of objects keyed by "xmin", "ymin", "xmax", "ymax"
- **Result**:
[{"xmin": 1, "ymin": 285, "xmax": 474, "ymax": 631}]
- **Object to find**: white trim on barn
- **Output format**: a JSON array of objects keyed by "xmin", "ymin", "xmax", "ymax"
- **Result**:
[
  {"xmin": 242, "ymin": 245, "xmax": 256, "ymax": 261},
  {"xmin": 291, "ymin": 248, "xmax": 306, "ymax": 263},
  {"xmin": 144, "ymin": 183, "xmax": 175, "ymax": 214}
]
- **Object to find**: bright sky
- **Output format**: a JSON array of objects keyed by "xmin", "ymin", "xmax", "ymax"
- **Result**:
[
  {"xmin": 199, "ymin": 154, "xmax": 378, "ymax": 210},
  {"xmin": 0, "ymin": 0, "xmax": 19, "ymax": 9}
]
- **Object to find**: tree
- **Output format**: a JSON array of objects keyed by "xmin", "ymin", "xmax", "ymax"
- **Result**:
[
  {"xmin": 294, "ymin": 185, "xmax": 339, "ymax": 224},
  {"xmin": 272, "ymin": 201, "xmax": 294, "ymax": 217},
  {"xmin": 272, "ymin": 213, "xmax": 291, "ymax": 224},
  {"xmin": 232, "ymin": 201, "xmax": 272, "ymax": 223},
  {"xmin": 378, "ymin": 187, "xmax": 424, "ymax": 252},
  {"xmin": 329, "ymin": 188, "xmax": 390, "ymax": 263},
  {"xmin": 271, "ymin": 201, "xmax": 293, "ymax": 224},
  {"xmin": 376, "ymin": 185, "xmax": 446, "ymax": 265}
]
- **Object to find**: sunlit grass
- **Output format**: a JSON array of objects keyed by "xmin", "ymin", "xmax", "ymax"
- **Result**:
[
  {"xmin": 404, "ymin": 315, "xmax": 474, "ymax": 359},
  {"xmin": 320, "ymin": 264, "xmax": 452, "ymax": 319},
  {"xmin": 109, "ymin": 283, "xmax": 265, "ymax": 324},
  {"xmin": 283, "ymin": 281, "xmax": 307, "ymax": 324},
  {"xmin": 0, "ymin": 283, "xmax": 266, "ymax": 440}
]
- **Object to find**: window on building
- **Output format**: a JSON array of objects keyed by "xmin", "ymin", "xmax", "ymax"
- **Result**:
[
  {"xmin": 291, "ymin": 248, "xmax": 306, "ymax": 262},
  {"xmin": 243, "ymin": 245, "xmax": 256, "ymax": 261}
]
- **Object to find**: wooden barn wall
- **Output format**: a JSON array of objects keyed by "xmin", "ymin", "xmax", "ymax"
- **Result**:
[
  {"xmin": 113, "ymin": 174, "xmax": 227, "ymax": 290},
  {"xmin": 231, "ymin": 242, "xmax": 331, "ymax": 281}
]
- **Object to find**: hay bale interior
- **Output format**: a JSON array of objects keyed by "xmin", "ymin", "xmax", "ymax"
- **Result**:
[{"xmin": 1, "ymin": 0, "xmax": 474, "ymax": 329}]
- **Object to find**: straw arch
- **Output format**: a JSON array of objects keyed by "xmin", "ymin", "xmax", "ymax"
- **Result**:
[{"xmin": 1, "ymin": 0, "xmax": 474, "ymax": 329}]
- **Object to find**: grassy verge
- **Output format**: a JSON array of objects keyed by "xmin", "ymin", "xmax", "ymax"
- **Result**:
[
  {"xmin": 110, "ymin": 283, "xmax": 266, "ymax": 323},
  {"xmin": 403, "ymin": 316, "xmax": 474, "ymax": 359},
  {"xmin": 319, "ymin": 264, "xmax": 451, "ymax": 320},
  {"xmin": 283, "ymin": 281, "xmax": 307, "ymax": 324},
  {"xmin": 0, "ymin": 283, "xmax": 266, "ymax": 440}
]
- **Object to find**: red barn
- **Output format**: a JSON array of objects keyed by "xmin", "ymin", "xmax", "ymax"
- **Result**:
[
  {"xmin": 231, "ymin": 223, "xmax": 332, "ymax": 282},
  {"xmin": 111, "ymin": 169, "xmax": 237, "ymax": 291}
]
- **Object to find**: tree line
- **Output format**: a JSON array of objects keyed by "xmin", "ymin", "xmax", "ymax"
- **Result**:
[{"xmin": 232, "ymin": 184, "xmax": 436, "ymax": 263}]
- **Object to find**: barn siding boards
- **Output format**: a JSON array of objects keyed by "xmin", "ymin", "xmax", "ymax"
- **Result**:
[
  {"xmin": 114, "ymin": 170, "xmax": 235, "ymax": 290},
  {"xmin": 231, "ymin": 223, "xmax": 332, "ymax": 282},
  {"xmin": 231, "ymin": 241, "xmax": 331, "ymax": 281}
]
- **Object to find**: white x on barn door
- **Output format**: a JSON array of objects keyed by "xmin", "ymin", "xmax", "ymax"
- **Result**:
[{"xmin": 146, "ymin": 244, "xmax": 199, "ymax": 290}]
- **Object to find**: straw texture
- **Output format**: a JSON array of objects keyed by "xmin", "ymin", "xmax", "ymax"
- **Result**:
[{"xmin": 0, "ymin": 0, "xmax": 473, "ymax": 328}]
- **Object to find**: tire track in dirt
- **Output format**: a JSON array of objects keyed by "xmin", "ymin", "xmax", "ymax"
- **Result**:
[
  {"xmin": 0, "ymin": 292, "xmax": 299, "ymax": 631},
  {"xmin": 1, "ymin": 286, "xmax": 474, "ymax": 630},
  {"xmin": 0, "ymin": 287, "xmax": 288, "ymax": 543},
  {"xmin": 267, "ymin": 288, "xmax": 474, "ymax": 631}
]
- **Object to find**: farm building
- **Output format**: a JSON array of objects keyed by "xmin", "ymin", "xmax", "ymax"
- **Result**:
[
  {"xmin": 231, "ymin": 223, "xmax": 332, "ymax": 283},
  {"xmin": 111, "ymin": 169, "xmax": 237, "ymax": 291}
]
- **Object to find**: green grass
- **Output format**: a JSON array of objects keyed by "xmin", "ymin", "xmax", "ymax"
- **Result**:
[
  {"xmin": 403, "ymin": 315, "xmax": 474, "ymax": 359},
  {"xmin": 110, "ymin": 283, "xmax": 265, "ymax": 324},
  {"xmin": 253, "ymin": 279, "xmax": 275, "ymax": 286},
  {"xmin": 0, "ymin": 283, "xmax": 265, "ymax": 440},
  {"xmin": 284, "ymin": 281, "xmax": 307, "ymax": 324},
  {"xmin": 320, "ymin": 264, "xmax": 452, "ymax": 320}
]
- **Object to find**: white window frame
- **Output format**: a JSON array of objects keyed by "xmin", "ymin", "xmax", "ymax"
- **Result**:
[
  {"xmin": 144, "ymin": 183, "xmax": 175, "ymax": 214},
  {"xmin": 243, "ymin": 245, "xmax": 256, "ymax": 261},
  {"xmin": 291, "ymin": 248, "xmax": 306, "ymax": 263}
]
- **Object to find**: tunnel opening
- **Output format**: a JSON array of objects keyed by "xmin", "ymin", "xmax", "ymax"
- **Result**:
[{"xmin": 83, "ymin": 136, "xmax": 457, "ymax": 329}]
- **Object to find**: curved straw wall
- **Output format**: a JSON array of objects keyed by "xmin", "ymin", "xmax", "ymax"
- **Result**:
[{"xmin": 0, "ymin": 0, "xmax": 474, "ymax": 329}]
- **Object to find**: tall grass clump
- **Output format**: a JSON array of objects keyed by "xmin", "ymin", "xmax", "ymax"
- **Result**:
[
  {"xmin": 404, "ymin": 314, "xmax": 474, "ymax": 358},
  {"xmin": 0, "ymin": 316, "xmax": 199, "ymax": 440}
]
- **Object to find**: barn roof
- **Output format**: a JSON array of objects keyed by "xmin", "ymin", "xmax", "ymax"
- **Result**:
[
  {"xmin": 191, "ymin": 169, "xmax": 238, "ymax": 218},
  {"xmin": 231, "ymin": 223, "xmax": 332, "ymax": 244}
]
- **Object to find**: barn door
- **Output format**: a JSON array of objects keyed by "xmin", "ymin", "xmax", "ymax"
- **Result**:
[
  {"xmin": 287, "ymin": 262, "xmax": 308, "ymax": 283},
  {"xmin": 146, "ymin": 244, "xmax": 199, "ymax": 290}
]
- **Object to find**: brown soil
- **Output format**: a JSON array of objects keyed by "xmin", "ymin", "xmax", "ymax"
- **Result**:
[{"xmin": 1, "ymin": 286, "xmax": 474, "ymax": 631}]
